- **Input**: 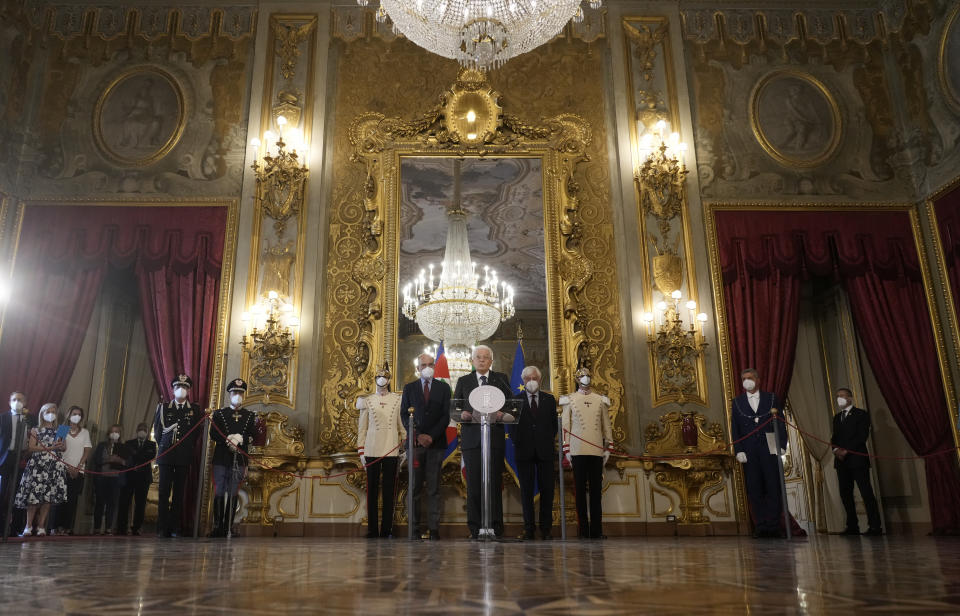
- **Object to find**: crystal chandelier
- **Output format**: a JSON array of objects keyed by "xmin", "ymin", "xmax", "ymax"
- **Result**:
[
  {"xmin": 371, "ymin": 0, "xmax": 601, "ymax": 70},
  {"xmin": 402, "ymin": 162, "xmax": 514, "ymax": 347}
]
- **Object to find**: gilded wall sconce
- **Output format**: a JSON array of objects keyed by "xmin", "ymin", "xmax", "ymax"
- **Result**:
[
  {"xmin": 641, "ymin": 291, "xmax": 708, "ymax": 404},
  {"xmin": 249, "ymin": 115, "xmax": 309, "ymax": 235},
  {"xmin": 240, "ymin": 291, "xmax": 300, "ymax": 403}
]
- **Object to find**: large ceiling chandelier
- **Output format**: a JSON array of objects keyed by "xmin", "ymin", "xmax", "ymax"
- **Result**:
[
  {"xmin": 402, "ymin": 161, "xmax": 515, "ymax": 348},
  {"xmin": 370, "ymin": 0, "xmax": 601, "ymax": 70}
]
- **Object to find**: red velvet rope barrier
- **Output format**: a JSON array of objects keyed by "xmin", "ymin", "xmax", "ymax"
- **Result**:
[{"xmin": 37, "ymin": 410, "xmax": 959, "ymax": 483}]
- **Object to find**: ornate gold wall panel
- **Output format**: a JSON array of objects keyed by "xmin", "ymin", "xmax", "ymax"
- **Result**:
[
  {"xmin": 623, "ymin": 16, "xmax": 707, "ymax": 407},
  {"xmin": 318, "ymin": 38, "xmax": 625, "ymax": 456},
  {"xmin": 241, "ymin": 14, "xmax": 319, "ymax": 408}
]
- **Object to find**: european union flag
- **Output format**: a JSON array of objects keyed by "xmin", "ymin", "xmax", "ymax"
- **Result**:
[{"xmin": 504, "ymin": 339, "xmax": 525, "ymax": 489}]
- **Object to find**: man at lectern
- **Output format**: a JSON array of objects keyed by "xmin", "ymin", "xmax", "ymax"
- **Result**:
[{"xmin": 454, "ymin": 345, "xmax": 515, "ymax": 540}]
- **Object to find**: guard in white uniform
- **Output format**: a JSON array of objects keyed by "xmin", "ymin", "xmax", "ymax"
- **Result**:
[
  {"xmin": 560, "ymin": 367, "xmax": 613, "ymax": 539},
  {"xmin": 357, "ymin": 362, "xmax": 405, "ymax": 538}
]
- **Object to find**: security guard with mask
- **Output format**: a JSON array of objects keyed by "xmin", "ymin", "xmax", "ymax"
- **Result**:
[
  {"xmin": 154, "ymin": 374, "xmax": 203, "ymax": 538},
  {"xmin": 209, "ymin": 378, "xmax": 257, "ymax": 538}
]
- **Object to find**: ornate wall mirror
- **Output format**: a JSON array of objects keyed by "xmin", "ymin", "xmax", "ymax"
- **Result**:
[
  {"xmin": 396, "ymin": 155, "xmax": 551, "ymax": 392},
  {"xmin": 318, "ymin": 69, "xmax": 626, "ymax": 456}
]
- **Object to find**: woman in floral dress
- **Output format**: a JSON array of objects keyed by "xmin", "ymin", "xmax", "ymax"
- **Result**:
[{"xmin": 15, "ymin": 403, "xmax": 67, "ymax": 536}]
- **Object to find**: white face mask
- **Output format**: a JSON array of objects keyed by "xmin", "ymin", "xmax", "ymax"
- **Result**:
[
  {"xmin": 173, "ymin": 387, "xmax": 188, "ymax": 401},
  {"xmin": 43, "ymin": 412, "xmax": 57, "ymax": 423},
  {"xmin": 837, "ymin": 397, "xmax": 849, "ymax": 409},
  {"xmin": 579, "ymin": 376, "xmax": 591, "ymax": 386},
  {"xmin": 230, "ymin": 394, "xmax": 244, "ymax": 407},
  {"xmin": 137, "ymin": 430, "xmax": 148, "ymax": 440},
  {"xmin": 375, "ymin": 376, "xmax": 389, "ymax": 387},
  {"xmin": 109, "ymin": 432, "xmax": 120, "ymax": 441},
  {"xmin": 69, "ymin": 414, "xmax": 82, "ymax": 424},
  {"xmin": 742, "ymin": 379, "xmax": 756, "ymax": 391},
  {"xmin": 524, "ymin": 380, "xmax": 540, "ymax": 393},
  {"xmin": 11, "ymin": 400, "xmax": 23, "ymax": 412},
  {"xmin": 420, "ymin": 366, "xmax": 434, "ymax": 379}
]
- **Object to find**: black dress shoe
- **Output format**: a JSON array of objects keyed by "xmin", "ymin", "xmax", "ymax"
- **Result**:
[
  {"xmin": 864, "ymin": 528, "xmax": 884, "ymax": 536},
  {"xmin": 427, "ymin": 530, "xmax": 440, "ymax": 540},
  {"xmin": 520, "ymin": 530, "xmax": 536, "ymax": 540},
  {"xmin": 840, "ymin": 528, "xmax": 861, "ymax": 536},
  {"xmin": 540, "ymin": 531, "xmax": 553, "ymax": 540}
]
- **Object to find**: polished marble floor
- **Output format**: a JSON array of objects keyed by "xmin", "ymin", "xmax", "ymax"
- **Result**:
[{"xmin": 0, "ymin": 533, "xmax": 958, "ymax": 615}]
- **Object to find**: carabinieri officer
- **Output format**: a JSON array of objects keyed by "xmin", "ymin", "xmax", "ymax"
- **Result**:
[{"xmin": 209, "ymin": 378, "xmax": 257, "ymax": 538}]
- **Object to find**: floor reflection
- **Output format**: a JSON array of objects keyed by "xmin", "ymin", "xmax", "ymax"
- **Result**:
[{"xmin": 0, "ymin": 536, "xmax": 957, "ymax": 614}]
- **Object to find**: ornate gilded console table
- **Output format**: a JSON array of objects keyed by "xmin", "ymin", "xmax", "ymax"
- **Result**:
[{"xmin": 640, "ymin": 411, "xmax": 733, "ymax": 526}]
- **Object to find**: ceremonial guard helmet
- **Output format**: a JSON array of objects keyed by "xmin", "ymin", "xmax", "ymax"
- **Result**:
[
  {"xmin": 171, "ymin": 374, "xmax": 193, "ymax": 389},
  {"xmin": 227, "ymin": 378, "xmax": 248, "ymax": 394},
  {"xmin": 375, "ymin": 361, "xmax": 391, "ymax": 379}
]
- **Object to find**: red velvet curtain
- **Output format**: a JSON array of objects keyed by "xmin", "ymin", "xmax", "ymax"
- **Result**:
[
  {"xmin": 0, "ymin": 205, "xmax": 227, "ymax": 410},
  {"xmin": 717, "ymin": 209, "xmax": 960, "ymax": 533}
]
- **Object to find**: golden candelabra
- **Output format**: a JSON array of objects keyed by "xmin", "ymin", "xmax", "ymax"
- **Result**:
[
  {"xmin": 249, "ymin": 115, "xmax": 309, "ymax": 235},
  {"xmin": 642, "ymin": 290, "xmax": 707, "ymax": 404},
  {"xmin": 634, "ymin": 120, "xmax": 688, "ymax": 238},
  {"xmin": 240, "ymin": 291, "xmax": 299, "ymax": 402}
]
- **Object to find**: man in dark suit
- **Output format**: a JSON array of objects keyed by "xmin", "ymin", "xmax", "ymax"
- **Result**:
[
  {"xmin": 730, "ymin": 368, "xmax": 788, "ymax": 538},
  {"xmin": 400, "ymin": 353, "xmax": 451, "ymax": 540},
  {"xmin": 831, "ymin": 388, "xmax": 883, "ymax": 536},
  {"xmin": 1, "ymin": 392, "xmax": 31, "ymax": 536},
  {"xmin": 116, "ymin": 422, "xmax": 157, "ymax": 535},
  {"xmin": 513, "ymin": 366, "xmax": 557, "ymax": 540},
  {"xmin": 154, "ymin": 374, "xmax": 204, "ymax": 538},
  {"xmin": 454, "ymin": 345, "xmax": 515, "ymax": 540}
]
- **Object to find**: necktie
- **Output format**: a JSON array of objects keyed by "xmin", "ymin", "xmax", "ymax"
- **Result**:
[
  {"xmin": 530, "ymin": 394, "xmax": 538, "ymax": 416},
  {"xmin": 423, "ymin": 380, "xmax": 430, "ymax": 402},
  {"xmin": 842, "ymin": 410, "xmax": 849, "ymax": 422},
  {"xmin": 8, "ymin": 414, "xmax": 16, "ymax": 451},
  {"xmin": 480, "ymin": 375, "xmax": 488, "ymax": 386}
]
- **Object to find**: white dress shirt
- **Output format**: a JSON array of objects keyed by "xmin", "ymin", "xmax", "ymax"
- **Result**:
[{"xmin": 747, "ymin": 392, "xmax": 760, "ymax": 412}]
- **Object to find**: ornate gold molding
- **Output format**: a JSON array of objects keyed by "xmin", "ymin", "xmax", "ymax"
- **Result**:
[
  {"xmin": 623, "ymin": 16, "xmax": 706, "ymax": 408},
  {"xmin": 320, "ymin": 67, "xmax": 624, "ymax": 455},
  {"xmin": 273, "ymin": 16, "xmax": 317, "ymax": 81},
  {"xmin": 242, "ymin": 13, "xmax": 319, "ymax": 408}
]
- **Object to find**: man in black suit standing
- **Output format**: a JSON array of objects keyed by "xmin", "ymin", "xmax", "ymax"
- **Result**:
[
  {"xmin": 116, "ymin": 422, "xmax": 157, "ymax": 535},
  {"xmin": 831, "ymin": 388, "xmax": 883, "ymax": 536},
  {"xmin": 400, "ymin": 353, "xmax": 451, "ymax": 540},
  {"xmin": 730, "ymin": 368, "xmax": 788, "ymax": 538},
  {"xmin": 513, "ymin": 366, "xmax": 557, "ymax": 540},
  {"xmin": 454, "ymin": 345, "xmax": 515, "ymax": 540},
  {"xmin": 1, "ymin": 391, "xmax": 30, "ymax": 536}
]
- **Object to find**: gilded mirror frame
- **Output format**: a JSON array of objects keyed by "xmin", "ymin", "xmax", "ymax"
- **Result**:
[{"xmin": 318, "ymin": 70, "xmax": 624, "ymax": 455}]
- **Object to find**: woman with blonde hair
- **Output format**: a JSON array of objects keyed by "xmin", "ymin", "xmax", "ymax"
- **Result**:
[{"xmin": 15, "ymin": 403, "xmax": 67, "ymax": 536}]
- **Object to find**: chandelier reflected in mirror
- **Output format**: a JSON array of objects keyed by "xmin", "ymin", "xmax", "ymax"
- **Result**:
[
  {"xmin": 370, "ymin": 0, "xmax": 601, "ymax": 70},
  {"xmin": 402, "ymin": 161, "xmax": 515, "ymax": 348}
]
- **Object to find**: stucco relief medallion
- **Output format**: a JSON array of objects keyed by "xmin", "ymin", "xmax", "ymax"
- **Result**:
[
  {"xmin": 93, "ymin": 66, "xmax": 186, "ymax": 166},
  {"xmin": 749, "ymin": 70, "xmax": 842, "ymax": 168},
  {"xmin": 939, "ymin": 5, "xmax": 960, "ymax": 113}
]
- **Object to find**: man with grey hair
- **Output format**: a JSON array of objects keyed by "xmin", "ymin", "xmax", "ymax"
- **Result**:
[
  {"xmin": 400, "ymin": 353, "xmax": 450, "ymax": 540},
  {"xmin": 513, "ymin": 365, "xmax": 557, "ymax": 539},
  {"xmin": 730, "ymin": 368, "xmax": 789, "ymax": 538},
  {"xmin": 454, "ymin": 345, "xmax": 515, "ymax": 540}
]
